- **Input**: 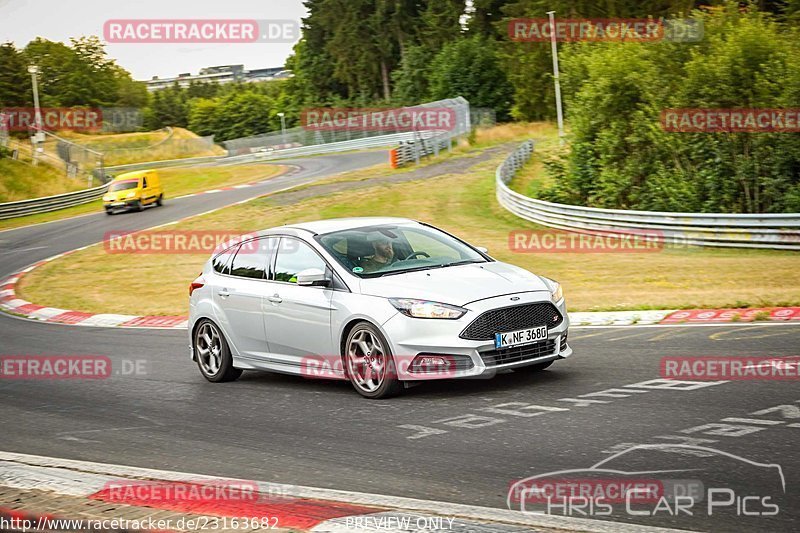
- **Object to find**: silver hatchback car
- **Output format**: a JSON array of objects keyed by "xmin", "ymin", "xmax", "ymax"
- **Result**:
[{"xmin": 188, "ymin": 217, "xmax": 571, "ymax": 398}]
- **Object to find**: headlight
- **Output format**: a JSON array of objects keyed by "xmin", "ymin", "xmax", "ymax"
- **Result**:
[
  {"xmin": 551, "ymin": 283, "xmax": 563, "ymax": 303},
  {"xmin": 389, "ymin": 298, "xmax": 467, "ymax": 319},
  {"xmin": 541, "ymin": 276, "xmax": 564, "ymax": 303},
  {"xmin": 126, "ymin": 192, "xmax": 135, "ymax": 199},
  {"xmin": 102, "ymin": 195, "xmax": 111, "ymax": 202}
]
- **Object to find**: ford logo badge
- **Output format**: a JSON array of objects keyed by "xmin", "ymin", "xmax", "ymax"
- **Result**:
[{"xmin": 510, "ymin": 296, "xmax": 520, "ymax": 301}]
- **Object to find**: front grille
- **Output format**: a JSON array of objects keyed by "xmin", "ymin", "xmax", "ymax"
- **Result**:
[
  {"xmin": 460, "ymin": 302, "xmax": 563, "ymax": 341},
  {"xmin": 480, "ymin": 339, "xmax": 557, "ymax": 367}
]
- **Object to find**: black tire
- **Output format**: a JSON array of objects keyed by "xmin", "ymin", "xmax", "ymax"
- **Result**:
[
  {"xmin": 193, "ymin": 319, "xmax": 242, "ymax": 383},
  {"xmin": 343, "ymin": 321, "xmax": 402, "ymax": 399},
  {"xmin": 521, "ymin": 360, "xmax": 554, "ymax": 372},
  {"xmin": 156, "ymin": 194, "xmax": 163, "ymax": 207},
  {"xmin": 135, "ymin": 200, "xmax": 143, "ymax": 212},
  {"xmin": 105, "ymin": 209, "xmax": 113, "ymax": 215}
]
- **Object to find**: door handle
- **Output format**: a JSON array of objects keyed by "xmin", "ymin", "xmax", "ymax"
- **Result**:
[
  {"xmin": 218, "ymin": 288, "xmax": 230, "ymax": 298},
  {"xmin": 267, "ymin": 294, "xmax": 282, "ymax": 304}
]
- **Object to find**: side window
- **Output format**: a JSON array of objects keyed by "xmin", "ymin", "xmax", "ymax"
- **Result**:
[
  {"xmin": 229, "ymin": 238, "xmax": 272, "ymax": 280},
  {"xmin": 142, "ymin": 177, "xmax": 148, "ymax": 188},
  {"xmin": 273, "ymin": 238, "xmax": 326, "ymax": 284},
  {"xmin": 212, "ymin": 246, "xmax": 237, "ymax": 275}
]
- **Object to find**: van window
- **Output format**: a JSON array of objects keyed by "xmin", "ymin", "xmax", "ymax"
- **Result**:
[
  {"xmin": 142, "ymin": 177, "xmax": 148, "ymax": 188},
  {"xmin": 109, "ymin": 180, "xmax": 138, "ymax": 192}
]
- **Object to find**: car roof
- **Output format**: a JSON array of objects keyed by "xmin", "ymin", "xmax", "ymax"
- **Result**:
[
  {"xmin": 281, "ymin": 217, "xmax": 419, "ymax": 235},
  {"xmin": 210, "ymin": 218, "xmax": 422, "ymax": 254},
  {"xmin": 114, "ymin": 170, "xmax": 155, "ymax": 181}
]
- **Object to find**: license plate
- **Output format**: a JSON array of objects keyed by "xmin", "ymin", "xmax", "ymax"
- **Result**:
[{"xmin": 495, "ymin": 325, "xmax": 548, "ymax": 349}]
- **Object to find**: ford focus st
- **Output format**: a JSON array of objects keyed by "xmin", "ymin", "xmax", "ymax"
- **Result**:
[{"xmin": 188, "ymin": 217, "xmax": 571, "ymax": 398}]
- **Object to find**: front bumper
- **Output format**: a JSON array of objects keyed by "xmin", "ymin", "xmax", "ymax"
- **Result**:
[
  {"xmin": 104, "ymin": 200, "xmax": 138, "ymax": 210},
  {"xmin": 381, "ymin": 291, "xmax": 571, "ymax": 381}
]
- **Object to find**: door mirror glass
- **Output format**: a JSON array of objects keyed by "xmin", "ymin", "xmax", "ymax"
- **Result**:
[{"xmin": 297, "ymin": 268, "xmax": 329, "ymax": 287}]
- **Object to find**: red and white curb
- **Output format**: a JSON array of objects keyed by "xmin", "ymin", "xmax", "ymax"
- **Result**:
[
  {"xmin": 0, "ymin": 253, "xmax": 188, "ymax": 329},
  {"xmin": 0, "ymin": 451, "xmax": 682, "ymax": 533}
]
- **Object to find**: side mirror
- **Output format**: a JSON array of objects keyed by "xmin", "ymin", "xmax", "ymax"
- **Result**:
[
  {"xmin": 476, "ymin": 246, "xmax": 489, "ymax": 254},
  {"xmin": 297, "ymin": 268, "xmax": 330, "ymax": 287}
]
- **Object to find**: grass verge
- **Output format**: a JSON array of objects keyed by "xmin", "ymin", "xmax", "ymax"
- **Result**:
[
  {"xmin": 0, "ymin": 158, "xmax": 88, "ymax": 203},
  {"xmin": 18, "ymin": 125, "xmax": 800, "ymax": 316}
]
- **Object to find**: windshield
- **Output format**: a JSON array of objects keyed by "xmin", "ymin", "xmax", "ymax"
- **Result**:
[
  {"xmin": 109, "ymin": 180, "xmax": 138, "ymax": 192},
  {"xmin": 317, "ymin": 224, "xmax": 487, "ymax": 277}
]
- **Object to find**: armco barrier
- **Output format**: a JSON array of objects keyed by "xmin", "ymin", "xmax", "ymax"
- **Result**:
[
  {"xmin": 0, "ymin": 183, "xmax": 110, "ymax": 220},
  {"xmin": 496, "ymin": 140, "xmax": 800, "ymax": 250}
]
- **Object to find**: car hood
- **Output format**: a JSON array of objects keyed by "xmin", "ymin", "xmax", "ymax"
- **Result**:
[
  {"xmin": 104, "ymin": 190, "xmax": 135, "ymax": 201},
  {"xmin": 356, "ymin": 261, "xmax": 550, "ymax": 306}
]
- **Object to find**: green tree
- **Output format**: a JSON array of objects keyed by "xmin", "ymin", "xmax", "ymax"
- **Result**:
[
  {"xmin": 428, "ymin": 35, "xmax": 513, "ymax": 120},
  {"xmin": 0, "ymin": 43, "xmax": 29, "ymax": 107}
]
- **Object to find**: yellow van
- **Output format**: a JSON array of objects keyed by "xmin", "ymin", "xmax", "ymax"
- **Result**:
[{"xmin": 103, "ymin": 170, "xmax": 164, "ymax": 214}]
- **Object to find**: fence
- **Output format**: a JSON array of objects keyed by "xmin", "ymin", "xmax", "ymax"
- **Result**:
[
  {"xmin": 496, "ymin": 140, "xmax": 800, "ymax": 250},
  {"xmin": 0, "ymin": 182, "xmax": 109, "ymax": 220},
  {"xmin": 223, "ymin": 97, "xmax": 471, "ymax": 156}
]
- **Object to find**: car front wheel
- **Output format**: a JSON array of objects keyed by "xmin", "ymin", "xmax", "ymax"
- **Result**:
[{"xmin": 344, "ymin": 322, "xmax": 402, "ymax": 399}]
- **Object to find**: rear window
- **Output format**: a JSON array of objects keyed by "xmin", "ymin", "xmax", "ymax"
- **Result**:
[{"xmin": 212, "ymin": 246, "xmax": 237, "ymax": 275}]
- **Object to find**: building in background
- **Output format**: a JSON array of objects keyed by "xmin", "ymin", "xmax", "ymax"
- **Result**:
[{"xmin": 144, "ymin": 65, "xmax": 292, "ymax": 91}]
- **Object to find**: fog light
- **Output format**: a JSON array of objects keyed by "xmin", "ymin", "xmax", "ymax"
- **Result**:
[{"xmin": 410, "ymin": 354, "xmax": 454, "ymax": 373}]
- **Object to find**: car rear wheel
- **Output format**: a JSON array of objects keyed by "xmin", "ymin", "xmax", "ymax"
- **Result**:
[
  {"xmin": 156, "ymin": 194, "xmax": 163, "ymax": 206},
  {"xmin": 344, "ymin": 322, "xmax": 402, "ymax": 399},
  {"xmin": 194, "ymin": 319, "xmax": 242, "ymax": 382}
]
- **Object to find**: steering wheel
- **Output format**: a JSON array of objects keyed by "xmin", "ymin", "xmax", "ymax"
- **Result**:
[{"xmin": 404, "ymin": 251, "xmax": 430, "ymax": 260}]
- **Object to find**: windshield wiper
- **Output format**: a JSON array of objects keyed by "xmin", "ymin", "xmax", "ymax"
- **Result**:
[
  {"xmin": 436, "ymin": 259, "xmax": 485, "ymax": 269},
  {"xmin": 366, "ymin": 259, "xmax": 485, "ymax": 277}
]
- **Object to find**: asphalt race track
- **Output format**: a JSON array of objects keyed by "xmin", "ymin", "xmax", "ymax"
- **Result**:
[{"xmin": 1, "ymin": 151, "xmax": 798, "ymax": 532}]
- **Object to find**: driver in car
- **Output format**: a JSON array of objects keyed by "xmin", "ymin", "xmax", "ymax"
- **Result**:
[{"xmin": 360, "ymin": 234, "xmax": 397, "ymax": 273}]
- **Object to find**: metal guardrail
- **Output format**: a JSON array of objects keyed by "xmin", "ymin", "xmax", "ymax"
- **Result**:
[
  {"xmin": 0, "ymin": 183, "xmax": 109, "ymax": 220},
  {"xmin": 496, "ymin": 140, "xmax": 800, "ymax": 250},
  {"xmin": 392, "ymin": 131, "xmax": 454, "ymax": 167}
]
